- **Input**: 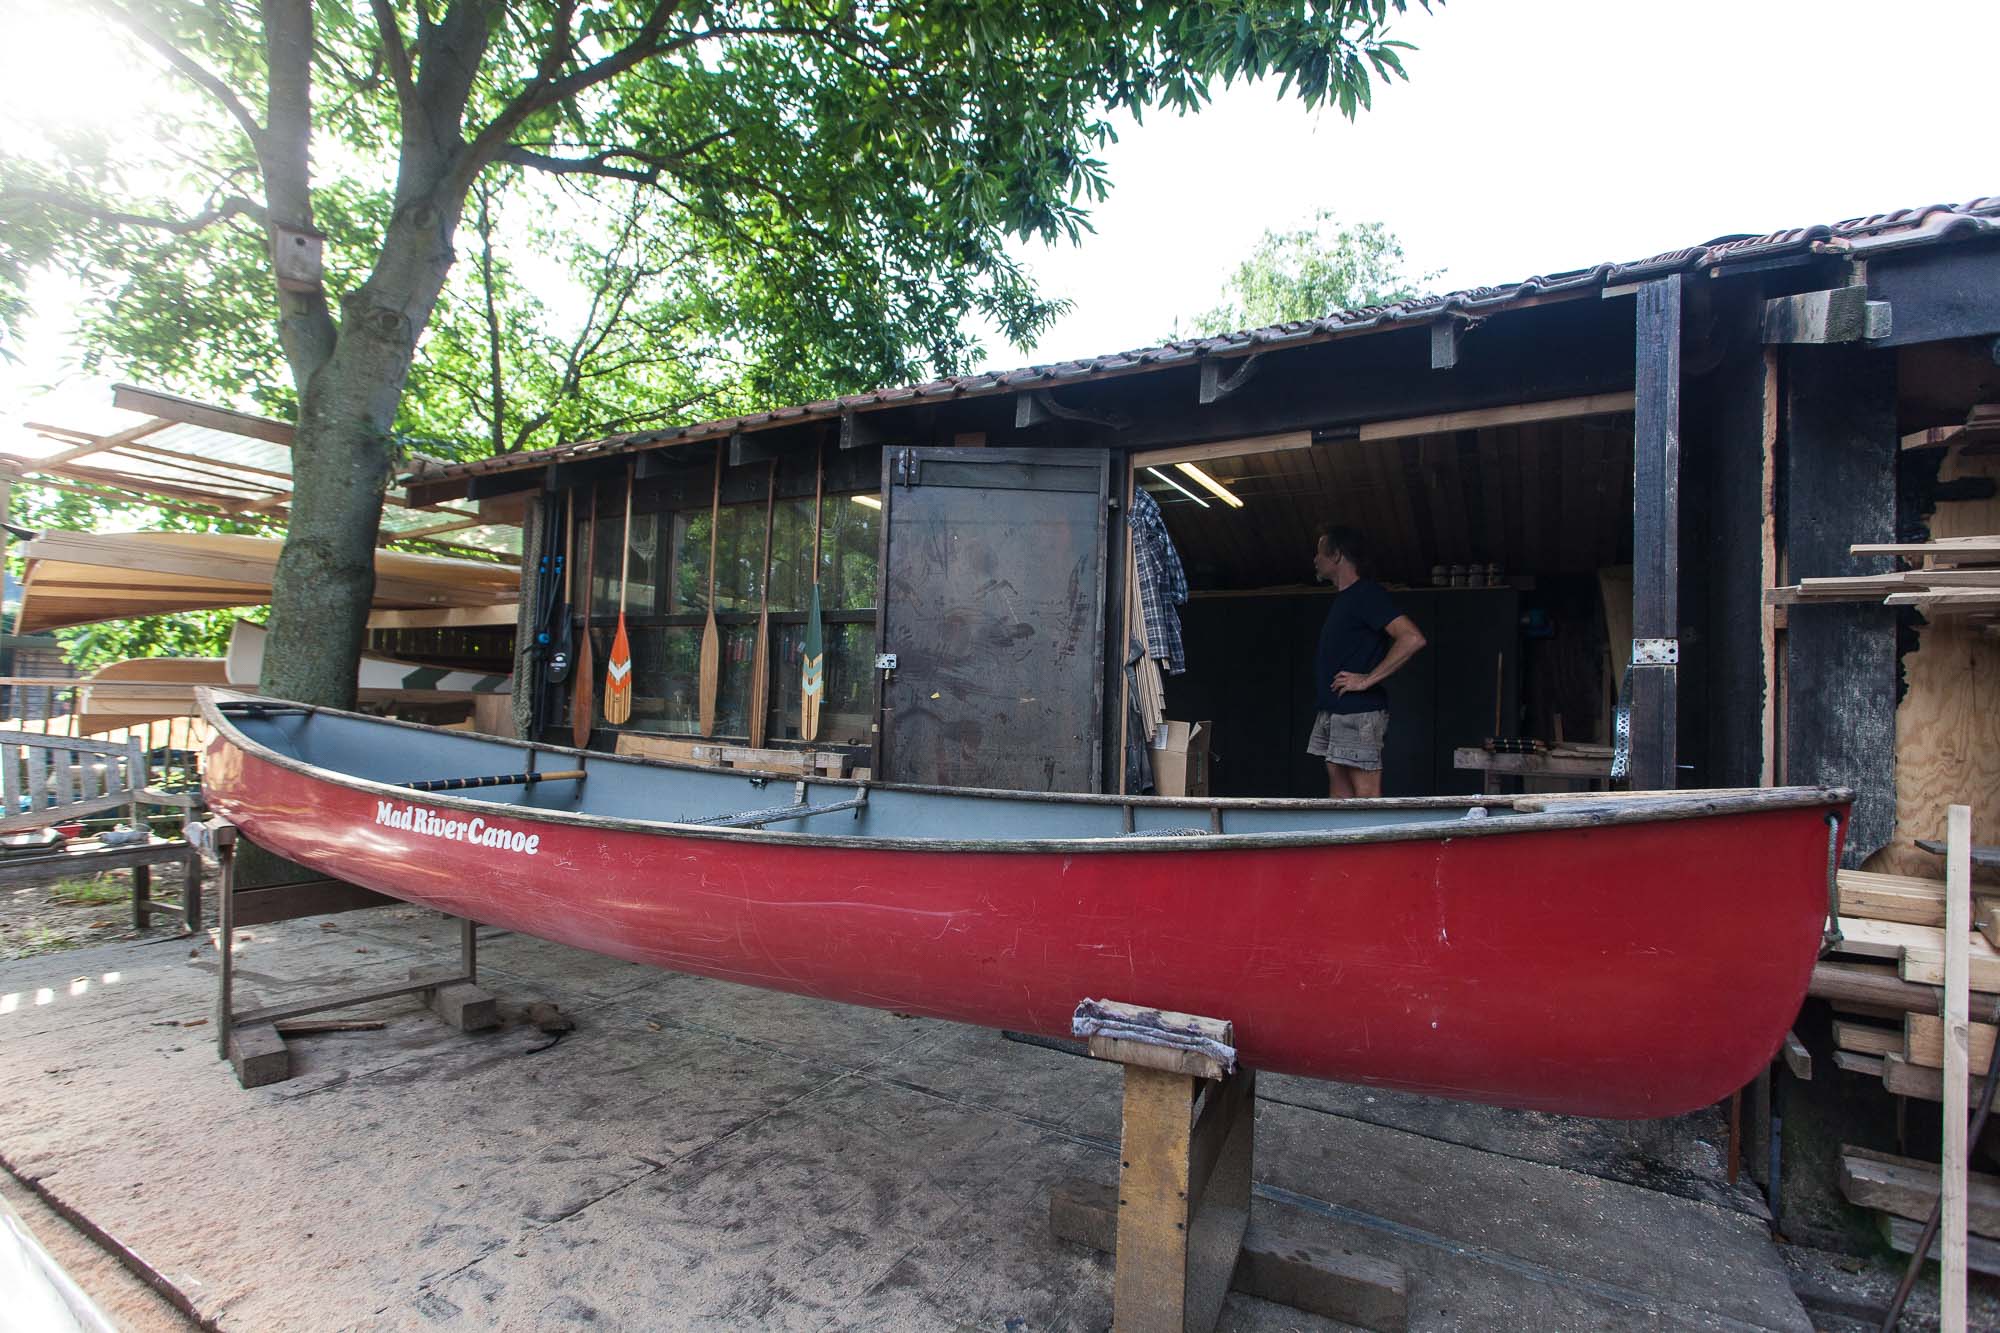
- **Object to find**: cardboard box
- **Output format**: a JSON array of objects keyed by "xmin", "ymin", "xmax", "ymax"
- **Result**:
[{"xmin": 1152, "ymin": 720, "xmax": 1211, "ymax": 797}]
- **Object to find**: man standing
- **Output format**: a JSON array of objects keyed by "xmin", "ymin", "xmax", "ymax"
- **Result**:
[{"xmin": 1309, "ymin": 525, "xmax": 1427, "ymax": 798}]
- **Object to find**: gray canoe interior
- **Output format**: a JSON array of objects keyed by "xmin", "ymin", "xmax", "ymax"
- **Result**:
[{"xmin": 233, "ymin": 708, "xmax": 1523, "ymax": 842}]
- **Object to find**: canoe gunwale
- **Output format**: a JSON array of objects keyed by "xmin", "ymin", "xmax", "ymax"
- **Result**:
[{"xmin": 199, "ymin": 690, "xmax": 1853, "ymax": 856}]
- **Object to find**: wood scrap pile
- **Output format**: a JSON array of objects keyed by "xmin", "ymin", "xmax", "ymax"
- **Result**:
[
  {"xmin": 1816, "ymin": 868, "xmax": 2000, "ymax": 1103},
  {"xmin": 1769, "ymin": 534, "xmax": 2000, "ymax": 632},
  {"xmin": 1837, "ymin": 1146, "xmax": 2000, "ymax": 1276},
  {"xmin": 1818, "ymin": 863, "xmax": 2000, "ymax": 1276}
]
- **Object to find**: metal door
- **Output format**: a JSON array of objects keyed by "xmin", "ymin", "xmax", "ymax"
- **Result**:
[{"xmin": 877, "ymin": 447, "xmax": 1110, "ymax": 791}]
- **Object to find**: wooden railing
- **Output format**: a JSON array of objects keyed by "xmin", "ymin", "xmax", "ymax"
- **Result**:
[{"xmin": 0, "ymin": 676, "xmax": 214, "ymax": 759}]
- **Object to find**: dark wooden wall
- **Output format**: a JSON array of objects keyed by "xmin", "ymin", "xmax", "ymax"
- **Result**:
[{"xmin": 1782, "ymin": 345, "xmax": 1899, "ymax": 865}]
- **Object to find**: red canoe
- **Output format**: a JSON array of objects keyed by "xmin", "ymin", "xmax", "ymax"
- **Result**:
[{"xmin": 200, "ymin": 693, "xmax": 1848, "ymax": 1118}]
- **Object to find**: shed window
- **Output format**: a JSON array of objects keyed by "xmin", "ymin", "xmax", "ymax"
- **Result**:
[{"xmin": 571, "ymin": 482, "xmax": 879, "ymax": 744}]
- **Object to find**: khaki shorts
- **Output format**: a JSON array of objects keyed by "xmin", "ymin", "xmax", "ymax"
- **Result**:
[{"xmin": 1308, "ymin": 709, "xmax": 1388, "ymax": 770}]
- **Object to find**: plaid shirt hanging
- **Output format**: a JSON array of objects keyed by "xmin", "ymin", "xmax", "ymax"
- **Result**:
[{"xmin": 1129, "ymin": 487, "xmax": 1189, "ymax": 674}]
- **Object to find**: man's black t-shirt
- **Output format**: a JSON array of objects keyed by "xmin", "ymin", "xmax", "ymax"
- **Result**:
[{"xmin": 1315, "ymin": 578, "xmax": 1400, "ymax": 715}]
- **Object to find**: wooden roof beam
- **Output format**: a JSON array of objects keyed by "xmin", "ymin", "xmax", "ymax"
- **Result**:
[{"xmin": 110, "ymin": 383, "xmax": 294, "ymax": 446}]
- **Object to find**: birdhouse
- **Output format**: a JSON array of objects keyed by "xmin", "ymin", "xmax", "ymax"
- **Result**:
[{"xmin": 272, "ymin": 222, "xmax": 326, "ymax": 294}]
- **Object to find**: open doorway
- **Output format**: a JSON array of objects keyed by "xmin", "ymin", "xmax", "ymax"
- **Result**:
[{"xmin": 1126, "ymin": 402, "xmax": 1637, "ymax": 798}]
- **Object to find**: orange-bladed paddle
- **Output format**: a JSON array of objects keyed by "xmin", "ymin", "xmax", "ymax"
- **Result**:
[
  {"xmin": 571, "ymin": 486, "xmax": 597, "ymax": 748},
  {"xmin": 697, "ymin": 442, "xmax": 722, "ymax": 737},
  {"xmin": 604, "ymin": 465, "xmax": 635, "ymax": 725},
  {"xmin": 800, "ymin": 442, "xmax": 825, "ymax": 742}
]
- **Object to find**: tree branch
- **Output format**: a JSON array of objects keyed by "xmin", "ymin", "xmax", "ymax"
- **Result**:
[
  {"xmin": 85, "ymin": 0, "xmax": 267, "ymax": 154},
  {"xmin": 452, "ymin": 0, "xmax": 680, "ymax": 196},
  {"xmin": 367, "ymin": 0, "xmax": 421, "ymax": 121},
  {"xmin": 0, "ymin": 187, "xmax": 267, "ymax": 235},
  {"xmin": 496, "ymin": 146, "xmax": 658, "ymax": 184}
]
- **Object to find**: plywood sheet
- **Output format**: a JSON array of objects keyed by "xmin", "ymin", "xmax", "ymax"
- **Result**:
[{"xmin": 1868, "ymin": 444, "xmax": 2000, "ymax": 881}]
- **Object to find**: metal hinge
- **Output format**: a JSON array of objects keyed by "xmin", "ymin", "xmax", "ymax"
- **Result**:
[{"xmin": 1631, "ymin": 637, "xmax": 1679, "ymax": 666}]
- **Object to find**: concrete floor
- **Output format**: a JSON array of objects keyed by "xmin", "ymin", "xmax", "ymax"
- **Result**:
[{"xmin": 0, "ymin": 906, "xmax": 1815, "ymax": 1330}]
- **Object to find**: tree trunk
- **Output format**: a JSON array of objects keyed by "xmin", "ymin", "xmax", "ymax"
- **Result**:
[{"xmin": 260, "ymin": 199, "xmax": 461, "ymax": 706}]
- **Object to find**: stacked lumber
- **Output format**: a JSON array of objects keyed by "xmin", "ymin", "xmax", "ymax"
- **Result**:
[
  {"xmin": 1837, "ymin": 1147, "xmax": 2000, "ymax": 1277},
  {"xmin": 1816, "ymin": 869, "xmax": 2000, "ymax": 1102},
  {"xmin": 1769, "ymin": 534, "xmax": 2000, "ymax": 632}
]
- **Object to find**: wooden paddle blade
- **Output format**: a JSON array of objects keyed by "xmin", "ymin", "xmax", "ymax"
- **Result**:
[
  {"xmin": 604, "ymin": 613, "xmax": 633, "ymax": 725},
  {"xmin": 747, "ymin": 612, "xmax": 770, "ymax": 748},
  {"xmin": 800, "ymin": 583, "xmax": 824, "ymax": 741},
  {"xmin": 571, "ymin": 625, "xmax": 595, "ymax": 748},
  {"xmin": 697, "ymin": 608, "xmax": 720, "ymax": 736}
]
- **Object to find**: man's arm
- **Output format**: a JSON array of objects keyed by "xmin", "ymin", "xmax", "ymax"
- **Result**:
[{"xmin": 1332, "ymin": 615, "xmax": 1427, "ymax": 695}]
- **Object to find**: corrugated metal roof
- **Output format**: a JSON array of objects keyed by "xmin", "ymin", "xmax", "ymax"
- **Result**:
[{"xmin": 407, "ymin": 196, "xmax": 2000, "ymax": 490}]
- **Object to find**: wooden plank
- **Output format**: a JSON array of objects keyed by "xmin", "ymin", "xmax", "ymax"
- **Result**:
[
  {"xmin": 1906, "ymin": 1012, "xmax": 1994, "ymax": 1075},
  {"xmin": 1131, "ymin": 432, "xmax": 1313, "ymax": 468},
  {"xmin": 1944, "ymin": 804, "xmax": 1972, "ymax": 1329},
  {"xmin": 1883, "ymin": 1053, "xmax": 1954, "ymax": 1101},
  {"xmin": 1355, "ymin": 392, "xmax": 1635, "ymax": 444},
  {"xmin": 1781, "ymin": 1029, "xmax": 1812, "ymax": 1081},
  {"xmin": 1851, "ymin": 537, "xmax": 2000, "ymax": 561},
  {"xmin": 111, "ymin": 383, "xmax": 295, "ymax": 446},
  {"xmin": 1834, "ymin": 1050, "xmax": 1887, "ymax": 1077},
  {"xmin": 1839, "ymin": 869, "xmax": 1946, "ymax": 925},
  {"xmin": 1839, "ymin": 1146, "xmax": 2000, "ymax": 1235},
  {"xmin": 1881, "ymin": 1214, "xmax": 2000, "ymax": 1278},
  {"xmin": 1834, "ymin": 1019, "xmax": 1904, "ymax": 1057},
  {"xmin": 1761, "ymin": 287, "xmax": 1886, "ymax": 344},
  {"xmin": 1900, "ymin": 930, "xmax": 2000, "ymax": 992},
  {"xmin": 1833, "ymin": 916, "xmax": 1949, "ymax": 959}
]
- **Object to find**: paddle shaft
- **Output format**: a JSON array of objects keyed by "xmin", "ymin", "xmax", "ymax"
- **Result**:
[
  {"xmin": 748, "ymin": 461, "xmax": 776, "ymax": 747},
  {"xmin": 697, "ymin": 442, "xmax": 722, "ymax": 736},
  {"xmin": 571, "ymin": 487, "xmax": 597, "ymax": 748},
  {"xmin": 545, "ymin": 492, "xmax": 575, "ymax": 683},
  {"xmin": 406, "ymin": 769, "xmax": 585, "ymax": 793}
]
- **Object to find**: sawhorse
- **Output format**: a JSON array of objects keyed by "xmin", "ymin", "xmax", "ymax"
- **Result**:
[
  {"xmin": 1050, "ymin": 998, "xmax": 1409, "ymax": 1332},
  {"xmin": 191, "ymin": 818, "xmax": 499, "ymax": 1088}
]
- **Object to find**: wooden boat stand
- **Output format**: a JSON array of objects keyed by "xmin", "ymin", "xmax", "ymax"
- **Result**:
[
  {"xmin": 191, "ymin": 818, "xmax": 498, "ymax": 1089},
  {"xmin": 1049, "ymin": 999, "xmax": 1408, "ymax": 1332}
]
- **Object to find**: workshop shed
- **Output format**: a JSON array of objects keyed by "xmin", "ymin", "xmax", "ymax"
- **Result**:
[{"xmin": 407, "ymin": 196, "xmax": 2000, "ymax": 876}]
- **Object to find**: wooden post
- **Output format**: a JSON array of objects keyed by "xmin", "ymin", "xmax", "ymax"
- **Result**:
[
  {"xmin": 1113, "ymin": 1062, "xmax": 1254, "ymax": 1333},
  {"xmin": 1944, "ymin": 804, "xmax": 1971, "ymax": 1331},
  {"xmin": 1630, "ymin": 275, "xmax": 1681, "ymax": 789}
]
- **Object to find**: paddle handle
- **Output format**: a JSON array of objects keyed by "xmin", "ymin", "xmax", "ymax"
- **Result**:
[{"xmin": 406, "ymin": 769, "xmax": 585, "ymax": 793}]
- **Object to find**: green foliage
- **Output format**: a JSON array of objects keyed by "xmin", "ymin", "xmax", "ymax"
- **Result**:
[
  {"xmin": 0, "ymin": 0, "xmax": 1431, "ymax": 687},
  {"xmin": 1186, "ymin": 211, "xmax": 1436, "ymax": 336},
  {"xmin": 3, "ymin": 1, "xmax": 1431, "ymax": 433}
]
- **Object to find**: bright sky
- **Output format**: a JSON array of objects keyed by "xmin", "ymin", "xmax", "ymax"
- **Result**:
[
  {"xmin": 0, "ymin": 0, "xmax": 1993, "ymax": 408},
  {"xmin": 1003, "ymin": 0, "xmax": 1999, "ymax": 366}
]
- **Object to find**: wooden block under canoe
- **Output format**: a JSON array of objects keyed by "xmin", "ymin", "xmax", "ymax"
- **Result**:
[
  {"xmin": 1839, "ymin": 1145, "xmax": 2000, "ymax": 1237},
  {"xmin": 1905, "ymin": 1012, "xmax": 1996, "ymax": 1076}
]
